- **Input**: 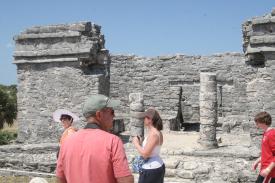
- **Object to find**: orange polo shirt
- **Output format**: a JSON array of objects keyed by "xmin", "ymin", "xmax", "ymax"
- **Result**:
[
  {"xmin": 56, "ymin": 128, "xmax": 131, "ymax": 183},
  {"xmin": 59, "ymin": 126, "xmax": 77, "ymax": 145}
]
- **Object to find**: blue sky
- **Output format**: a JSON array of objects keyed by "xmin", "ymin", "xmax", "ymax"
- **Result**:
[{"xmin": 1, "ymin": 0, "xmax": 275, "ymax": 85}]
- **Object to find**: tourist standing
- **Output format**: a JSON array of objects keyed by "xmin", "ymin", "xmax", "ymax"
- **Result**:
[
  {"xmin": 53, "ymin": 109, "xmax": 79, "ymax": 158},
  {"xmin": 56, "ymin": 94, "xmax": 134, "ymax": 183},
  {"xmin": 53, "ymin": 109, "xmax": 79, "ymax": 145},
  {"xmin": 252, "ymin": 111, "xmax": 275, "ymax": 183},
  {"xmin": 132, "ymin": 108, "xmax": 165, "ymax": 183}
]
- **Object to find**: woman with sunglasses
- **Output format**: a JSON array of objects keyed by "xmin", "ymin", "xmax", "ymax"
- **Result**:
[
  {"xmin": 53, "ymin": 109, "xmax": 79, "ymax": 157},
  {"xmin": 59, "ymin": 114, "xmax": 77, "ymax": 145}
]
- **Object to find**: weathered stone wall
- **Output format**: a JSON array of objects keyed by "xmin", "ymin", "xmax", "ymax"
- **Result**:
[
  {"xmin": 242, "ymin": 8, "xmax": 275, "ymax": 147},
  {"xmin": 110, "ymin": 8, "xmax": 275, "ymax": 143},
  {"xmin": 110, "ymin": 53, "xmax": 254, "ymax": 131},
  {"xmin": 13, "ymin": 10, "xmax": 275, "ymax": 144},
  {"xmin": 14, "ymin": 22, "xmax": 110, "ymax": 143}
]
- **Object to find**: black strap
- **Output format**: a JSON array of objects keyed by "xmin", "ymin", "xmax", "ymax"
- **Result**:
[{"xmin": 84, "ymin": 123, "xmax": 101, "ymax": 129}]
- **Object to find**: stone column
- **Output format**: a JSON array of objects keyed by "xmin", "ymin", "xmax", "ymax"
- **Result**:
[
  {"xmin": 129, "ymin": 93, "xmax": 144, "ymax": 138},
  {"xmin": 198, "ymin": 72, "xmax": 218, "ymax": 149}
]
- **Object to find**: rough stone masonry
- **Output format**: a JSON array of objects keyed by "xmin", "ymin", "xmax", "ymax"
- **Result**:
[{"xmin": 13, "ymin": 22, "xmax": 110, "ymax": 143}]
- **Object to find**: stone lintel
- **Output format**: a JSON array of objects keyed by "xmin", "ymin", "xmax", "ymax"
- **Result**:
[
  {"xmin": 246, "ymin": 46, "xmax": 275, "ymax": 54},
  {"xmin": 13, "ymin": 57, "xmax": 78, "ymax": 64},
  {"xmin": 23, "ymin": 22, "xmax": 93, "ymax": 34},
  {"xmin": 14, "ymin": 31, "xmax": 81, "ymax": 40},
  {"xmin": 250, "ymin": 32, "xmax": 273, "ymax": 37},
  {"xmin": 251, "ymin": 16, "xmax": 275, "ymax": 25},
  {"xmin": 250, "ymin": 35, "xmax": 275, "ymax": 44},
  {"xmin": 14, "ymin": 47, "xmax": 91, "ymax": 57}
]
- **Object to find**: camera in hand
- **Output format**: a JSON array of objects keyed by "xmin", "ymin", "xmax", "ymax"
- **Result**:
[{"xmin": 136, "ymin": 135, "xmax": 143, "ymax": 142}]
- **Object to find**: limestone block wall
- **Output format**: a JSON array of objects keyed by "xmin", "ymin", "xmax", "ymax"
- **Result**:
[
  {"xmin": 243, "ymin": 8, "xmax": 275, "ymax": 63},
  {"xmin": 243, "ymin": 10, "xmax": 275, "ymax": 120},
  {"xmin": 14, "ymin": 22, "xmax": 110, "ymax": 143},
  {"xmin": 109, "ymin": 8, "xmax": 275, "ymax": 138},
  {"xmin": 110, "ymin": 53, "xmax": 251, "ymax": 130},
  {"xmin": 12, "ymin": 9, "xmax": 275, "ymax": 144},
  {"xmin": 242, "ymin": 9, "xmax": 275, "ymax": 147}
]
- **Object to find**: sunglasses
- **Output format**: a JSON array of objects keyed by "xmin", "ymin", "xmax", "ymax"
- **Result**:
[
  {"xmin": 102, "ymin": 108, "xmax": 114, "ymax": 115},
  {"xmin": 60, "ymin": 117, "xmax": 70, "ymax": 121}
]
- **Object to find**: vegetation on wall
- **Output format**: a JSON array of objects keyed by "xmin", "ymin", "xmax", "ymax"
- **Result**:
[{"xmin": 0, "ymin": 130, "xmax": 17, "ymax": 145}]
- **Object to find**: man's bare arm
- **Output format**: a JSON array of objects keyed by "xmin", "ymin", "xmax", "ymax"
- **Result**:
[
  {"xmin": 117, "ymin": 175, "xmax": 134, "ymax": 183},
  {"xmin": 57, "ymin": 177, "xmax": 67, "ymax": 183}
]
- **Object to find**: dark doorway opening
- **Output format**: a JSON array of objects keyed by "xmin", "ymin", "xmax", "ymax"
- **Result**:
[{"xmin": 182, "ymin": 123, "xmax": 200, "ymax": 132}]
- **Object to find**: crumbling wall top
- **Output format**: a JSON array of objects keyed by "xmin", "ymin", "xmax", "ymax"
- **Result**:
[
  {"xmin": 243, "ymin": 8, "xmax": 275, "ymax": 65},
  {"xmin": 13, "ymin": 21, "xmax": 108, "ymax": 66}
]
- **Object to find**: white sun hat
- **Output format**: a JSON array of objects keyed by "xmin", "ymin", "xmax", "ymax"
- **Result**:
[
  {"xmin": 29, "ymin": 177, "xmax": 48, "ymax": 183},
  {"xmin": 53, "ymin": 109, "xmax": 80, "ymax": 123}
]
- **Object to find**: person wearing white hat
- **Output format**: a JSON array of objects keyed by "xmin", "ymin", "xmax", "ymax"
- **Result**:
[
  {"xmin": 53, "ymin": 109, "xmax": 80, "ymax": 145},
  {"xmin": 29, "ymin": 177, "xmax": 48, "ymax": 183}
]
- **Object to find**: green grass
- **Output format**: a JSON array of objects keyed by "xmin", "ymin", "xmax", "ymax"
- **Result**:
[
  {"xmin": 0, "ymin": 121, "xmax": 18, "ymax": 145},
  {"xmin": 0, "ymin": 130, "xmax": 17, "ymax": 145}
]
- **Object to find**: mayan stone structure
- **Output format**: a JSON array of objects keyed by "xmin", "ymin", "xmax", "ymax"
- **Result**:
[
  {"xmin": 3, "ymin": 7, "xmax": 275, "ymax": 183},
  {"xmin": 13, "ymin": 22, "xmax": 110, "ymax": 143},
  {"xmin": 243, "ymin": 8, "xmax": 275, "ymax": 148}
]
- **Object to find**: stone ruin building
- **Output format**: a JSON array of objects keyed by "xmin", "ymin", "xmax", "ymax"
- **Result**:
[{"xmin": 0, "ymin": 8, "xmax": 275, "ymax": 183}]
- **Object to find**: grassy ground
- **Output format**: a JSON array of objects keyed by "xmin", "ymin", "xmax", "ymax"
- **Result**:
[
  {"xmin": 1, "ymin": 121, "xmax": 18, "ymax": 133},
  {"xmin": 0, "ymin": 121, "xmax": 18, "ymax": 145}
]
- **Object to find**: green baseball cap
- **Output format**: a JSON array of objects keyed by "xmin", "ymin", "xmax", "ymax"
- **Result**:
[{"xmin": 82, "ymin": 94, "xmax": 120, "ymax": 117}]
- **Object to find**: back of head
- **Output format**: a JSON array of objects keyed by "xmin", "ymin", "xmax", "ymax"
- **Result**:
[
  {"xmin": 82, "ymin": 94, "xmax": 120, "ymax": 118},
  {"xmin": 254, "ymin": 111, "xmax": 272, "ymax": 126}
]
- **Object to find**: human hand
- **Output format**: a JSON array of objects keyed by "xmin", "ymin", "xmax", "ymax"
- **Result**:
[
  {"xmin": 137, "ymin": 135, "xmax": 143, "ymax": 142},
  {"xmin": 252, "ymin": 160, "xmax": 261, "ymax": 171},
  {"xmin": 260, "ymin": 167, "xmax": 271, "ymax": 177},
  {"xmin": 252, "ymin": 161, "xmax": 259, "ymax": 170},
  {"xmin": 132, "ymin": 136, "xmax": 140, "ymax": 146}
]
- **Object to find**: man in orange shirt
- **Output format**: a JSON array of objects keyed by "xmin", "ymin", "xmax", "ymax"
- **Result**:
[{"xmin": 56, "ymin": 94, "xmax": 134, "ymax": 183}]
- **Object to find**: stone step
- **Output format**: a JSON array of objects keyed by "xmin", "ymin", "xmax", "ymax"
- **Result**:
[
  {"xmin": 0, "ymin": 143, "xmax": 58, "ymax": 154},
  {"xmin": 0, "ymin": 168, "xmax": 188, "ymax": 183},
  {"xmin": 0, "ymin": 141, "xmax": 259, "ymax": 182}
]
